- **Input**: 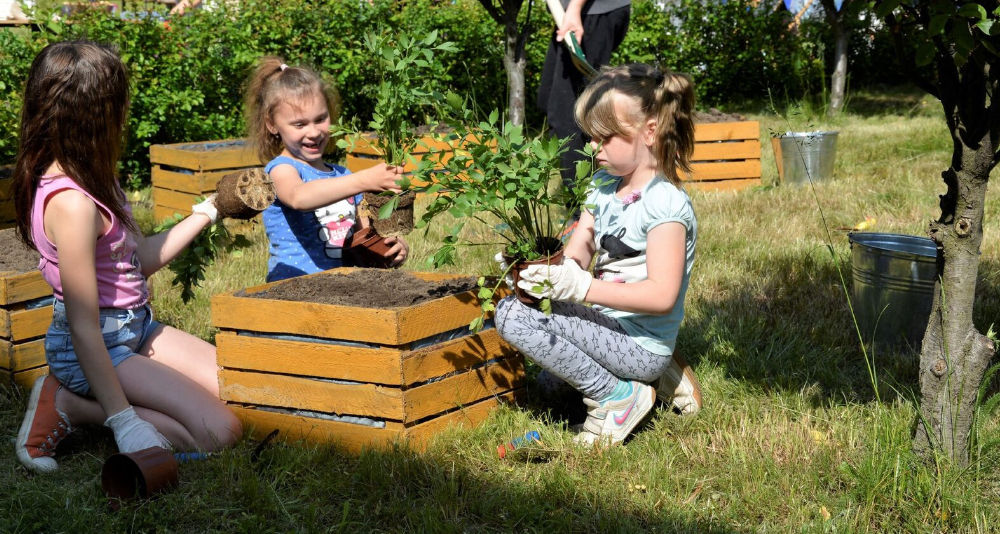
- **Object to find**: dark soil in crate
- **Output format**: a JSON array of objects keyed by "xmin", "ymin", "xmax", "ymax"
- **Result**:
[
  {"xmin": 0, "ymin": 228, "xmax": 40, "ymax": 272},
  {"xmin": 695, "ymin": 109, "xmax": 747, "ymax": 123},
  {"xmin": 244, "ymin": 269, "xmax": 478, "ymax": 308}
]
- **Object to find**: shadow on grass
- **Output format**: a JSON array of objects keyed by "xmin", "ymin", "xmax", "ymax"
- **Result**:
[
  {"xmin": 0, "ymin": 386, "xmax": 737, "ymax": 533},
  {"xmin": 679, "ymin": 248, "xmax": 1000, "ymax": 408}
]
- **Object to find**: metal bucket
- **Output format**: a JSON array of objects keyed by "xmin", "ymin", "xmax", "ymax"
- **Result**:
[
  {"xmin": 775, "ymin": 131, "xmax": 838, "ymax": 185},
  {"xmin": 849, "ymin": 232, "xmax": 937, "ymax": 351}
]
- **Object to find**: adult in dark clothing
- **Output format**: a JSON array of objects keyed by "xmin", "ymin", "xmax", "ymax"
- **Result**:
[{"xmin": 538, "ymin": 0, "xmax": 631, "ymax": 212}]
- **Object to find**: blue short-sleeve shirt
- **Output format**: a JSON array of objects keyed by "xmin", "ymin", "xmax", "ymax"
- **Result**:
[{"xmin": 262, "ymin": 156, "xmax": 362, "ymax": 282}]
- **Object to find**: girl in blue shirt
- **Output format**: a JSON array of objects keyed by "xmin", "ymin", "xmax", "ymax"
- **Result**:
[{"xmin": 245, "ymin": 57, "xmax": 409, "ymax": 282}]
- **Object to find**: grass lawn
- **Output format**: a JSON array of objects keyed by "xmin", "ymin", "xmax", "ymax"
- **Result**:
[{"xmin": 3, "ymin": 88, "xmax": 1000, "ymax": 532}]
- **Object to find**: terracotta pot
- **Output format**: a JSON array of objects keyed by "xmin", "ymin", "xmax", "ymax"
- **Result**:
[
  {"xmin": 101, "ymin": 446, "xmax": 179, "ymax": 501},
  {"xmin": 343, "ymin": 227, "xmax": 394, "ymax": 268},
  {"xmin": 506, "ymin": 238, "xmax": 565, "ymax": 305}
]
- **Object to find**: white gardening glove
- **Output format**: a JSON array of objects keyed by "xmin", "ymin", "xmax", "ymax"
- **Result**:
[
  {"xmin": 105, "ymin": 406, "xmax": 172, "ymax": 453},
  {"xmin": 191, "ymin": 194, "xmax": 219, "ymax": 223},
  {"xmin": 494, "ymin": 252, "xmax": 515, "ymax": 290},
  {"xmin": 516, "ymin": 257, "xmax": 593, "ymax": 302}
]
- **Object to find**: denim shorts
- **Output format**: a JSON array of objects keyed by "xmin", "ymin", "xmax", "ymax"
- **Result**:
[{"xmin": 45, "ymin": 299, "xmax": 161, "ymax": 397}]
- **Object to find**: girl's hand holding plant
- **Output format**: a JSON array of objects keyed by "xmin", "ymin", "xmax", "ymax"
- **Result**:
[
  {"xmin": 517, "ymin": 257, "xmax": 593, "ymax": 303},
  {"xmin": 357, "ymin": 163, "xmax": 405, "ymax": 193}
]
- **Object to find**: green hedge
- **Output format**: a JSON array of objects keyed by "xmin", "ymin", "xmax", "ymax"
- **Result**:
[{"xmin": 0, "ymin": 0, "xmax": 853, "ymax": 187}]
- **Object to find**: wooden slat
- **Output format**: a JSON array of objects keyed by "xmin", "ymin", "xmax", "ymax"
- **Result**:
[
  {"xmin": 691, "ymin": 139, "xmax": 761, "ymax": 162},
  {"xmin": 0, "ymin": 177, "xmax": 11, "ymax": 201},
  {"xmin": 685, "ymin": 178, "xmax": 762, "ymax": 192},
  {"xmin": 0, "ymin": 270, "xmax": 51, "ymax": 305},
  {"xmin": 402, "ymin": 358, "xmax": 524, "ymax": 423},
  {"xmin": 345, "ymin": 155, "xmax": 380, "ymax": 173},
  {"xmin": 10, "ymin": 365, "xmax": 47, "ymax": 390},
  {"xmin": 211, "ymin": 270, "xmax": 483, "ymax": 345},
  {"xmin": 229, "ymin": 405, "xmax": 403, "ymax": 453},
  {"xmin": 219, "ymin": 358, "xmax": 521, "ymax": 424},
  {"xmin": 216, "ymin": 331, "xmax": 406, "ymax": 385},
  {"xmin": 693, "ymin": 121, "xmax": 760, "ymax": 142},
  {"xmin": 688, "ymin": 160, "xmax": 762, "ymax": 181},
  {"xmin": 230, "ymin": 390, "xmax": 516, "ymax": 452},
  {"xmin": 153, "ymin": 205, "xmax": 185, "ymax": 222},
  {"xmin": 219, "ymin": 368, "xmax": 406, "ymax": 420},
  {"xmin": 403, "ymin": 390, "xmax": 518, "ymax": 446},
  {"xmin": 149, "ymin": 139, "xmax": 260, "ymax": 171},
  {"xmin": 152, "ymin": 166, "xmax": 231, "ymax": 194},
  {"xmin": 400, "ymin": 329, "xmax": 519, "ymax": 385},
  {"xmin": 153, "ymin": 188, "xmax": 200, "ymax": 214},
  {"xmin": 0, "ymin": 304, "xmax": 52, "ymax": 341},
  {"xmin": 0, "ymin": 337, "xmax": 46, "ymax": 371}
]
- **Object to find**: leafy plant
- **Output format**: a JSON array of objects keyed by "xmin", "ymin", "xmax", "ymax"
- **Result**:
[
  {"xmin": 413, "ymin": 100, "xmax": 598, "ymax": 329},
  {"xmin": 153, "ymin": 214, "xmax": 251, "ymax": 303},
  {"xmin": 335, "ymin": 28, "xmax": 456, "ymax": 219}
]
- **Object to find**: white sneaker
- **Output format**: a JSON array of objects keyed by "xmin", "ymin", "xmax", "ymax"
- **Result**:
[
  {"xmin": 656, "ymin": 353, "xmax": 702, "ymax": 415},
  {"xmin": 572, "ymin": 381, "xmax": 655, "ymax": 446}
]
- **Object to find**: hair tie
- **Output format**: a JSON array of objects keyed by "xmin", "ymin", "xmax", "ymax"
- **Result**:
[{"xmin": 279, "ymin": 63, "xmax": 288, "ymax": 71}]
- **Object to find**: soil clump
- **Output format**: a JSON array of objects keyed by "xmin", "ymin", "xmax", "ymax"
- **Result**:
[
  {"xmin": 0, "ymin": 228, "xmax": 40, "ymax": 273},
  {"xmin": 245, "ymin": 269, "xmax": 478, "ymax": 308}
]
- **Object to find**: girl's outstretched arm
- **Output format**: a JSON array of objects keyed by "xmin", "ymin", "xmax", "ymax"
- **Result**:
[
  {"xmin": 45, "ymin": 190, "xmax": 131, "ymax": 417},
  {"xmin": 584, "ymin": 221, "xmax": 687, "ymax": 315},
  {"xmin": 270, "ymin": 162, "xmax": 403, "ymax": 211},
  {"xmin": 136, "ymin": 210, "xmax": 213, "ymax": 277}
]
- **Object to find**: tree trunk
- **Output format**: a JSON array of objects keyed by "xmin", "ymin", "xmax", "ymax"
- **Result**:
[
  {"xmin": 820, "ymin": 0, "xmax": 848, "ymax": 116},
  {"xmin": 503, "ymin": 21, "xmax": 526, "ymax": 126},
  {"xmin": 828, "ymin": 20, "xmax": 848, "ymax": 115},
  {"xmin": 914, "ymin": 132, "xmax": 996, "ymax": 466}
]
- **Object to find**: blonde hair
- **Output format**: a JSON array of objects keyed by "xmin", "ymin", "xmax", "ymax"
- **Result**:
[
  {"xmin": 574, "ymin": 64, "xmax": 695, "ymax": 186},
  {"xmin": 244, "ymin": 57, "xmax": 341, "ymax": 163}
]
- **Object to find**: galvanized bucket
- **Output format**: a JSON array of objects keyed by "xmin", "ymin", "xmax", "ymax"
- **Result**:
[
  {"xmin": 776, "ymin": 131, "xmax": 838, "ymax": 185},
  {"xmin": 849, "ymin": 232, "xmax": 937, "ymax": 351}
]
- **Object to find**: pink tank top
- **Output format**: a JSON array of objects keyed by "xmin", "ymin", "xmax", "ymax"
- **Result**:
[{"xmin": 31, "ymin": 175, "xmax": 149, "ymax": 309}]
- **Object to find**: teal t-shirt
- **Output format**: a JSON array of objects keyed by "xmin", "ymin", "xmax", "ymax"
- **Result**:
[{"xmin": 586, "ymin": 170, "xmax": 697, "ymax": 356}]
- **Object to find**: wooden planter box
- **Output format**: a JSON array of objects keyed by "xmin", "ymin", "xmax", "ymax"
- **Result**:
[
  {"xmin": 345, "ymin": 134, "xmax": 472, "ymax": 189},
  {"xmin": 686, "ymin": 121, "xmax": 762, "ymax": 192},
  {"xmin": 211, "ymin": 269, "xmax": 524, "ymax": 452},
  {"xmin": 1, "ymin": 269, "xmax": 52, "ymax": 389},
  {"xmin": 0, "ymin": 166, "xmax": 13, "ymax": 230},
  {"xmin": 149, "ymin": 139, "xmax": 261, "ymax": 221},
  {"xmin": 347, "ymin": 124, "xmax": 761, "ymax": 192}
]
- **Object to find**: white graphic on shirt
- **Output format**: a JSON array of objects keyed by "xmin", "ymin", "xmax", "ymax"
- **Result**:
[{"xmin": 315, "ymin": 201, "xmax": 356, "ymax": 260}]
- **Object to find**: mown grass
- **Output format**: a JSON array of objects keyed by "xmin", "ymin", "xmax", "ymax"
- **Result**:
[{"xmin": 3, "ymin": 88, "xmax": 1000, "ymax": 532}]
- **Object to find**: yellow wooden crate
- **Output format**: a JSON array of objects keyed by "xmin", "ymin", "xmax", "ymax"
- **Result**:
[
  {"xmin": 687, "ymin": 121, "xmax": 762, "ymax": 191},
  {"xmin": 211, "ymin": 269, "xmax": 524, "ymax": 452},
  {"xmin": 346, "ymin": 124, "xmax": 762, "ymax": 192},
  {"xmin": 149, "ymin": 139, "xmax": 262, "ymax": 221},
  {"xmin": 0, "ymin": 269, "xmax": 52, "ymax": 388}
]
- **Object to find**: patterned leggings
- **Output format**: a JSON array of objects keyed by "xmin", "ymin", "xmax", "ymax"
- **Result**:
[{"xmin": 495, "ymin": 296, "xmax": 670, "ymax": 400}]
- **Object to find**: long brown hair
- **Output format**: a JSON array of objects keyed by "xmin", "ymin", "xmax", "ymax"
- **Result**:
[
  {"xmin": 12, "ymin": 40, "xmax": 134, "ymax": 249},
  {"xmin": 574, "ymin": 64, "xmax": 696, "ymax": 186},
  {"xmin": 244, "ymin": 56, "xmax": 340, "ymax": 164}
]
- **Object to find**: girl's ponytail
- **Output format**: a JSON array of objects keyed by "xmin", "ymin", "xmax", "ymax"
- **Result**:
[
  {"xmin": 574, "ymin": 64, "xmax": 696, "ymax": 187},
  {"xmin": 245, "ymin": 56, "xmax": 288, "ymax": 164},
  {"xmin": 653, "ymin": 72, "xmax": 695, "ymax": 186}
]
